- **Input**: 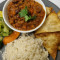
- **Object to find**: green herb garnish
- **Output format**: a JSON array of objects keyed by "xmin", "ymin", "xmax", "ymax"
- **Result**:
[
  {"xmin": 19, "ymin": 6, "xmax": 28, "ymax": 17},
  {"xmin": 19, "ymin": 6, "xmax": 36, "ymax": 22},
  {"xmin": 31, "ymin": 15, "xmax": 36, "ymax": 19},
  {"xmin": 24, "ymin": 15, "xmax": 31, "ymax": 22}
]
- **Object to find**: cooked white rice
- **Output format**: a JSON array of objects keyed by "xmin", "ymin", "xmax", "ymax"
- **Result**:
[{"xmin": 2, "ymin": 34, "xmax": 49, "ymax": 60}]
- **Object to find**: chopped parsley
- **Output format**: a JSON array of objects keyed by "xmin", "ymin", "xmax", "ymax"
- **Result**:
[{"xmin": 19, "ymin": 6, "xmax": 36, "ymax": 22}]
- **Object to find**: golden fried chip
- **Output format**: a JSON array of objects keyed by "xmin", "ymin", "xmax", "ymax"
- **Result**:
[
  {"xmin": 35, "ymin": 32, "xmax": 60, "ymax": 60},
  {"xmin": 46, "ymin": 7, "xmax": 52, "ymax": 16},
  {"xmin": 35, "ymin": 12, "xmax": 60, "ymax": 34},
  {"xmin": 57, "ymin": 11, "xmax": 60, "ymax": 19},
  {"xmin": 58, "ymin": 46, "xmax": 60, "ymax": 50}
]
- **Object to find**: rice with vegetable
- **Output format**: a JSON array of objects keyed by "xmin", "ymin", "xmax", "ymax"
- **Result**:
[{"xmin": 2, "ymin": 34, "xmax": 49, "ymax": 60}]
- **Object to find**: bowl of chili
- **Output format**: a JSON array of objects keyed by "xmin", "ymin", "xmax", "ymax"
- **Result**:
[{"xmin": 3, "ymin": 0, "xmax": 46, "ymax": 33}]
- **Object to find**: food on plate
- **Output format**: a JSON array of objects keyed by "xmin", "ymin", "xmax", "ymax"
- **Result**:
[
  {"xmin": 57, "ymin": 11, "xmax": 60, "ymax": 19},
  {"xmin": 0, "ymin": 11, "xmax": 3, "ymax": 21},
  {"xmin": 0, "ymin": 11, "xmax": 13, "ymax": 37},
  {"xmin": 19, "ymin": 6, "xmax": 36, "ymax": 22},
  {"xmin": 0, "ymin": 11, "xmax": 13, "ymax": 47},
  {"xmin": 35, "ymin": 12, "xmax": 60, "ymax": 34},
  {"xmin": 0, "ymin": 11, "xmax": 20, "ymax": 45},
  {"xmin": 2, "ymin": 34, "xmax": 49, "ymax": 60},
  {"xmin": 35, "ymin": 7, "xmax": 60, "ymax": 50},
  {"xmin": 0, "ymin": 37, "xmax": 3, "ymax": 48},
  {"xmin": 34, "ymin": 7, "xmax": 60, "ymax": 60},
  {"xmin": 58, "ymin": 46, "xmax": 60, "ymax": 50},
  {"xmin": 0, "ymin": 21, "xmax": 12, "ymax": 36},
  {"xmin": 46, "ymin": 7, "xmax": 52, "ymax": 16},
  {"xmin": 0, "ymin": 11, "xmax": 3, "ymax": 17},
  {"xmin": 35, "ymin": 32, "xmax": 60, "ymax": 60},
  {"xmin": 7, "ymin": 0, "xmax": 45, "ymax": 31},
  {"xmin": 3, "ymin": 31, "xmax": 20, "ymax": 45},
  {"xmin": 0, "ymin": 37, "xmax": 3, "ymax": 42}
]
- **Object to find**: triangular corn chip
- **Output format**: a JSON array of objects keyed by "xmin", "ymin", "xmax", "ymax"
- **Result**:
[
  {"xmin": 35, "ymin": 12, "xmax": 60, "ymax": 34},
  {"xmin": 35, "ymin": 32, "xmax": 60, "ymax": 60}
]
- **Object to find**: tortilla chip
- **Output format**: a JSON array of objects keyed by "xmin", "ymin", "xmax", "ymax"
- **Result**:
[
  {"xmin": 57, "ymin": 11, "xmax": 60, "ymax": 19},
  {"xmin": 35, "ymin": 32, "xmax": 60, "ymax": 60},
  {"xmin": 35, "ymin": 12, "xmax": 60, "ymax": 34},
  {"xmin": 58, "ymin": 46, "xmax": 60, "ymax": 50},
  {"xmin": 46, "ymin": 7, "xmax": 52, "ymax": 16}
]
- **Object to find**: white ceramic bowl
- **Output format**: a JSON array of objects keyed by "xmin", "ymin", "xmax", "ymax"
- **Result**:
[{"xmin": 3, "ymin": 0, "xmax": 46, "ymax": 33}]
